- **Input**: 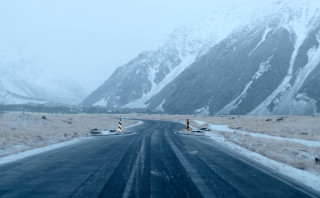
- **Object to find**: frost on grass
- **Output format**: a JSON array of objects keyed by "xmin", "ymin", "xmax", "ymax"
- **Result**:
[
  {"xmin": 124, "ymin": 114, "xmax": 320, "ymax": 189},
  {"xmin": 191, "ymin": 115, "xmax": 320, "ymax": 141},
  {"xmin": 0, "ymin": 112, "xmax": 135, "ymax": 157},
  {"xmin": 189, "ymin": 116, "xmax": 320, "ymax": 173},
  {"xmin": 222, "ymin": 132, "xmax": 320, "ymax": 174}
]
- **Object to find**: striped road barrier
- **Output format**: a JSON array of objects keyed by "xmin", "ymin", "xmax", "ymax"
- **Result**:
[
  {"xmin": 118, "ymin": 119, "xmax": 122, "ymax": 133},
  {"xmin": 187, "ymin": 119, "xmax": 189, "ymax": 132}
]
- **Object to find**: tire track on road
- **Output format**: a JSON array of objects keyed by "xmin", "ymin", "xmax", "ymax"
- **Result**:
[
  {"xmin": 164, "ymin": 130, "xmax": 214, "ymax": 198},
  {"xmin": 69, "ymin": 136, "xmax": 137, "ymax": 198}
]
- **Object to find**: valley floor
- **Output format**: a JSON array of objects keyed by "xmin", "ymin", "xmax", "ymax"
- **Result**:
[
  {"xmin": 0, "ymin": 112, "xmax": 319, "ymax": 191},
  {"xmin": 123, "ymin": 114, "xmax": 320, "ymax": 191},
  {"xmin": 0, "ymin": 112, "xmax": 136, "ymax": 158}
]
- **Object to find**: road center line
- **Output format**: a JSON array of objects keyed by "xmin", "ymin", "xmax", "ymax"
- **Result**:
[
  {"xmin": 164, "ymin": 131, "xmax": 215, "ymax": 198},
  {"xmin": 121, "ymin": 137, "xmax": 146, "ymax": 198}
]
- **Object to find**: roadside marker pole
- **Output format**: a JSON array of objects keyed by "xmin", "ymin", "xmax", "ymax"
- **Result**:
[
  {"xmin": 118, "ymin": 119, "xmax": 122, "ymax": 133},
  {"xmin": 187, "ymin": 119, "xmax": 190, "ymax": 132}
]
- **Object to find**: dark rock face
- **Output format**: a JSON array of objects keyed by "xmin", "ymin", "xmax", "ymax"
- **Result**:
[
  {"xmin": 300, "ymin": 63, "xmax": 320, "ymax": 112},
  {"xmin": 81, "ymin": 50, "xmax": 181, "ymax": 107},
  {"xmin": 83, "ymin": 8, "xmax": 320, "ymax": 115},
  {"xmin": 146, "ymin": 26, "xmax": 295, "ymax": 115},
  {"xmin": 81, "ymin": 28, "xmax": 214, "ymax": 108}
]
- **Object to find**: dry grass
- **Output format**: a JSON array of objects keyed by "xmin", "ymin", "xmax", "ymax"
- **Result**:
[
  {"xmin": 220, "ymin": 132, "xmax": 320, "ymax": 174},
  {"xmin": 0, "ymin": 112, "xmax": 136, "ymax": 157},
  {"xmin": 1, "ymin": 112, "xmax": 320, "ymax": 175},
  {"xmin": 123, "ymin": 114, "xmax": 320, "ymax": 140},
  {"xmin": 122, "ymin": 114, "xmax": 320, "ymax": 174},
  {"xmin": 189, "ymin": 115, "xmax": 320, "ymax": 141},
  {"xmin": 185, "ymin": 115, "xmax": 320, "ymax": 175}
]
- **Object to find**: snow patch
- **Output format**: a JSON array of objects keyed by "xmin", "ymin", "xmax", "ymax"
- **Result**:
[
  {"xmin": 0, "ymin": 63, "xmax": 87, "ymax": 105},
  {"xmin": 155, "ymin": 99, "xmax": 166, "ymax": 111},
  {"xmin": 193, "ymin": 120, "xmax": 207, "ymax": 126},
  {"xmin": 194, "ymin": 106, "xmax": 210, "ymax": 115},
  {"xmin": 93, "ymin": 98, "xmax": 107, "ymax": 107},
  {"xmin": 208, "ymin": 124, "xmax": 320, "ymax": 147},
  {"xmin": 249, "ymin": 26, "xmax": 272, "ymax": 56},
  {"xmin": 265, "ymin": 33, "xmax": 320, "ymax": 114},
  {"xmin": 124, "ymin": 54, "xmax": 196, "ymax": 108},
  {"xmin": 0, "ymin": 90, "xmax": 47, "ymax": 105},
  {"xmin": 206, "ymin": 131, "xmax": 320, "ymax": 192},
  {"xmin": 126, "ymin": 120, "xmax": 144, "ymax": 129},
  {"xmin": 218, "ymin": 56, "xmax": 273, "ymax": 114},
  {"xmin": 289, "ymin": 34, "xmax": 320, "ymax": 96},
  {"xmin": 0, "ymin": 138, "xmax": 86, "ymax": 165},
  {"xmin": 250, "ymin": 3, "xmax": 320, "ymax": 115}
]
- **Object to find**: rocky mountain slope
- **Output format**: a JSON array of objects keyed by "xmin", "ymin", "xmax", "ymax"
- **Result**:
[
  {"xmin": 82, "ymin": 26, "xmax": 216, "ymax": 108},
  {"xmin": 81, "ymin": 2, "xmax": 258, "ymax": 108},
  {"xmin": 83, "ymin": 0, "xmax": 320, "ymax": 115}
]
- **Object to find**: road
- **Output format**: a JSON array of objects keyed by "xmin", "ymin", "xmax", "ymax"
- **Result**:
[{"xmin": 0, "ymin": 120, "xmax": 319, "ymax": 198}]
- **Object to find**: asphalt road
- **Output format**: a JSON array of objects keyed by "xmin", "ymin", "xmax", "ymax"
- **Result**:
[{"xmin": 0, "ymin": 120, "xmax": 319, "ymax": 198}]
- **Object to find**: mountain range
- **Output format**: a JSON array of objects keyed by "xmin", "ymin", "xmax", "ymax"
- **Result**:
[
  {"xmin": 2, "ymin": 1, "xmax": 320, "ymax": 116},
  {"xmin": 82, "ymin": 0, "xmax": 320, "ymax": 115}
]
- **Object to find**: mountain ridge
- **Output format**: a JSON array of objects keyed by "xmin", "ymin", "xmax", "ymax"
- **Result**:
[{"xmin": 83, "ymin": 1, "xmax": 320, "ymax": 115}]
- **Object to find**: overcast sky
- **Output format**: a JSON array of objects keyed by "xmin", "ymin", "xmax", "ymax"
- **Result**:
[{"xmin": 0, "ymin": 0, "xmax": 225, "ymax": 92}]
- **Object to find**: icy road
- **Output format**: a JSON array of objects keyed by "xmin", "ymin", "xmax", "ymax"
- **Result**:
[{"xmin": 0, "ymin": 120, "xmax": 319, "ymax": 198}]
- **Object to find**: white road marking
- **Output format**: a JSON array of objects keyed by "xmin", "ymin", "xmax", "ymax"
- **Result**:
[
  {"xmin": 164, "ymin": 131, "xmax": 215, "ymax": 198},
  {"xmin": 121, "ymin": 137, "xmax": 145, "ymax": 198},
  {"xmin": 199, "ymin": 139, "xmax": 318, "ymax": 198}
]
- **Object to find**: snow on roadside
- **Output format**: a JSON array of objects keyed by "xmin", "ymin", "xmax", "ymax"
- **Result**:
[
  {"xmin": 191, "ymin": 118, "xmax": 320, "ymax": 191},
  {"xmin": 0, "ymin": 113, "xmax": 143, "ymax": 165},
  {"xmin": 0, "ymin": 137, "xmax": 87, "ymax": 165},
  {"xmin": 193, "ymin": 120, "xmax": 207, "ymax": 126},
  {"xmin": 206, "ymin": 132, "xmax": 320, "ymax": 192},
  {"xmin": 125, "ymin": 120, "xmax": 143, "ymax": 129},
  {"xmin": 208, "ymin": 124, "xmax": 320, "ymax": 147},
  {"xmin": 95, "ymin": 121, "xmax": 143, "ymax": 135}
]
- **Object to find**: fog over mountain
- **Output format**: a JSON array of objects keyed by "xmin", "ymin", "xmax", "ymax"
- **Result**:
[
  {"xmin": 2, "ymin": 0, "xmax": 320, "ymax": 116},
  {"xmin": 0, "ymin": 0, "xmax": 232, "ymax": 104},
  {"xmin": 0, "ymin": 0, "xmax": 231, "ymax": 105},
  {"xmin": 83, "ymin": 0, "xmax": 320, "ymax": 115},
  {"xmin": 0, "ymin": 59, "xmax": 87, "ymax": 105}
]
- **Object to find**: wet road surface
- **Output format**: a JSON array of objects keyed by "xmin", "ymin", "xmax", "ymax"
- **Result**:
[{"xmin": 0, "ymin": 120, "xmax": 319, "ymax": 198}]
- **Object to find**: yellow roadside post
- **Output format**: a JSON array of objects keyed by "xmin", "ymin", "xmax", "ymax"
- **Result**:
[{"xmin": 187, "ymin": 119, "xmax": 190, "ymax": 132}]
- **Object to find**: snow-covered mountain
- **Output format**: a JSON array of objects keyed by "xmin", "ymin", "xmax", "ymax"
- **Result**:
[
  {"xmin": 82, "ymin": 26, "xmax": 217, "ymax": 108},
  {"xmin": 83, "ymin": 0, "xmax": 320, "ymax": 115},
  {"xmin": 0, "ymin": 59, "xmax": 87, "ymax": 105},
  {"xmin": 81, "ymin": 2, "xmax": 261, "ymax": 108}
]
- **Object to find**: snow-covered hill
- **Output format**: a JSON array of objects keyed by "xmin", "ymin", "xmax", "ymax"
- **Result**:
[
  {"xmin": 82, "ymin": 23, "xmax": 217, "ymax": 108},
  {"xmin": 81, "ymin": 1, "xmax": 263, "ymax": 108},
  {"xmin": 83, "ymin": 0, "xmax": 320, "ymax": 115},
  {"xmin": 0, "ymin": 60, "xmax": 87, "ymax": 105}
]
